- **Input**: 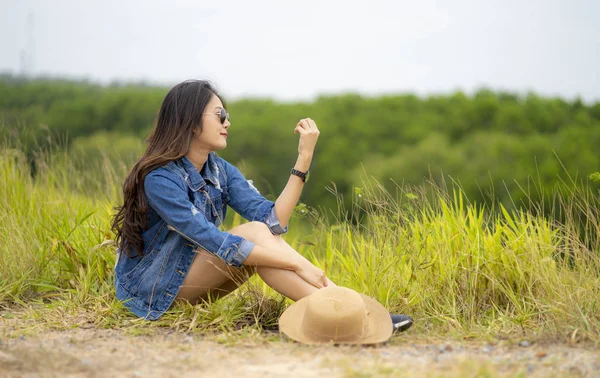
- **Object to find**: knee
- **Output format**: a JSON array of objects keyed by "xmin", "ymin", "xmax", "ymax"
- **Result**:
[
  {"xmin": 247, "ymin": 221, "xmax": 271, "ymax": 233},
  {"xmin": 229, "ymin": 221, "xmax": 272, "ymax": 243}
]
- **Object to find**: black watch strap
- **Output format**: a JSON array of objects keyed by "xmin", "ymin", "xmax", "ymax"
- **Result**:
[{"xmin": 290, "ymin": 168, "xmax": 308, "ymax": 182}]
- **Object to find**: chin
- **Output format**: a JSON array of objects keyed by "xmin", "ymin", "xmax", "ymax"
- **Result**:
[{"xmin": 214, "ymin": 142, "xmax": 227, "ymax": 151}]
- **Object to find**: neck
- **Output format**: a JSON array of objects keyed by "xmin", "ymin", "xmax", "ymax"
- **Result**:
[{"xmin": 186, "ymin": 148, "xmax": 210, "ymax": 172}]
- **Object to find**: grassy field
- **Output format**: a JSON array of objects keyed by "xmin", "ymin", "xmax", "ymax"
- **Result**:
[{"xmin": 1, "ymin": 143, "xmax": 599, "ymax": 346}]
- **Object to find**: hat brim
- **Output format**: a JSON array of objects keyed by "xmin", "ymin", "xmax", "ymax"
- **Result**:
[{"xmin": 279, "ymin": 293, "xmax": 393, "ymax": 345}]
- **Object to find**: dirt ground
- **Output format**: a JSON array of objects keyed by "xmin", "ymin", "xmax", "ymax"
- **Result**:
[{"xmin": 1, "ymin": 327, "xmax": 599, "ymax": 378}]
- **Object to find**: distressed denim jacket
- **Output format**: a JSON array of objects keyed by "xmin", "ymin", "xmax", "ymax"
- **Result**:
[{"xmin": 114, "ymin": 153, "xmax": 287, "ymax": 320}]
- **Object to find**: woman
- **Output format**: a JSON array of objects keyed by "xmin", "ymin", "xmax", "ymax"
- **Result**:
[{"xmin": 111, "ymin": 80, "xmax": 413, "ymax": 331}]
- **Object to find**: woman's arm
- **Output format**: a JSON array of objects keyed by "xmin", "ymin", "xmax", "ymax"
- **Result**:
[
  {"xmin": 222, "ymin": 158, "xmax": 288, "ymax": 234},
  {"xmin": 274, "ymin": 118, "xmax": 320, "ymax": 229},
  {"xmin": 244, "ymin": 242, "xmax": 327, "ymax": 288},
  {"xmin": 274, "ymin": 153, "xmax": 311, "ymax": 229},
  {"xmin": 145, "ymin": 171, "xmax": 255, "ymax": 267},
  {"xmin": 146, "ymin": 169, "xmax": 326, "ymax": 286}
]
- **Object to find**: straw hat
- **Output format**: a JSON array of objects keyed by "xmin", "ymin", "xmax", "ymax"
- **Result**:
[{"xmin": 278, "ymin": 286, "xmax": 393, "ymax": 345}]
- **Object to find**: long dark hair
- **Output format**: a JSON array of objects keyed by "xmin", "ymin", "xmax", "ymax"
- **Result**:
[{"xmin": 112, "ymin": 80, "xmax": 222, "ymax": 255}]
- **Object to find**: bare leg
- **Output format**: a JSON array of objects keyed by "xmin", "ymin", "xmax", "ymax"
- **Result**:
[{"xmin": 175, "ymin": 250, "xmax": 254, "ymax": 304}]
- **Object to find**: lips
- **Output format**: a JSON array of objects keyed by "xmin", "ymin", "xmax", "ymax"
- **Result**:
[{"xmin": 220, "ymin": 133, "xmax": 228, "ymax": 137}]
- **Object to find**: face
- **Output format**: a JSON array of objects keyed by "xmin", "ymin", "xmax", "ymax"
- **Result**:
[{"xmin": 190, "ymin": 94, "xmax": 230, "ymax": 153}]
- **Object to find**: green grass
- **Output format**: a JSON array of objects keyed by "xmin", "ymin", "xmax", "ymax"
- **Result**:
[{"xmin": 1, "ymin": 144, "xmax": 599, "ymax": 343}]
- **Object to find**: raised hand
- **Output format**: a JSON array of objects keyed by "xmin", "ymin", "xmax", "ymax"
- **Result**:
[{"xmin": 294, "ymin": 118, "xmax": 320, "ymax": 158}]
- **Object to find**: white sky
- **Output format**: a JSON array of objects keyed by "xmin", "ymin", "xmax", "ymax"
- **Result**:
[{"xmin": 1, "ymin": 0, "xmax": 599, "ymax": 101}]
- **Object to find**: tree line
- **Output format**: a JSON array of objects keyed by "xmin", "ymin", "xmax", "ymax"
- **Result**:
[{"xmin": 2, "ymin": 74, "xmax": 599, "ymax": 212}]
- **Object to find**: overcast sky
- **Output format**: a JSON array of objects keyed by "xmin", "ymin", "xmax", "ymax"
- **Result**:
[{"xmin": 1, "ymin": 0, "xmax": 599, "ymax": 102}]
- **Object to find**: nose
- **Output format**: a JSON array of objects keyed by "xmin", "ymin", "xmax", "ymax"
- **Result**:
[{"xmin": 223, "ymin": 119, "xmax": 231, "ymax": 129}]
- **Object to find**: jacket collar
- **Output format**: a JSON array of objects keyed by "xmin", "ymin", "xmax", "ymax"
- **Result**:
[{"xmin": 179, "ymin": 153, "xmax": 219, "ymax": 191}]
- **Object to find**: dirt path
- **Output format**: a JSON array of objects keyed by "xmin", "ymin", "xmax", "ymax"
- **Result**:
[{"xmin": 1, "ymin": 328, "xmax": 599, "ymax": 377}]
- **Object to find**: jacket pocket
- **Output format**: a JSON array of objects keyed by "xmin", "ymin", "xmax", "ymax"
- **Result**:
[
  {"xmin": 222, "ymin": 184, "xmax": 230, "ymax": 205},
  {"xmin": 193, "ymin": 190, "xmax": 209, "ymax": 216},
  {"xmin": 194, "ymin": 189, "xmax": 223, "ymax": 225},
  {"xmin": 207, "ymin": 194, "xmax": 224, "ymax": 226}
]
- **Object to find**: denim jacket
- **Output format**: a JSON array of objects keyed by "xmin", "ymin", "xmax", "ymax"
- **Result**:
[{"xmin": 114, "ymin": 153, "xmax": 287, "ymax": 320}]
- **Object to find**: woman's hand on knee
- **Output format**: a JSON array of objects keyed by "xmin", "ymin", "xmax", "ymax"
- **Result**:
[{"xmin": 294, "ymin": 258, "xmax": 328, "ymax": 289}]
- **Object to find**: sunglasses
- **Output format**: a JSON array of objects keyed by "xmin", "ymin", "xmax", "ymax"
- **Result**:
[{"xmin": 204, "ymin": 108, "xmax": 230, "ymax": 125}]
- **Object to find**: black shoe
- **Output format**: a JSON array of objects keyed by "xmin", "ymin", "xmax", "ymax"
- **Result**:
[{"xmin": 390, "ymin": 314, "xmax": 413, "ymax": 332}]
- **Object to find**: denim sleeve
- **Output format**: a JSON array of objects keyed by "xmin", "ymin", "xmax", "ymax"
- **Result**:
[
  {"xmin": 221, "ymin": 158, "xmax": 288, "ymax": 235},
  {"xmin": 144, "ymin": 171, "xmax": 255, "ymax": 267}
]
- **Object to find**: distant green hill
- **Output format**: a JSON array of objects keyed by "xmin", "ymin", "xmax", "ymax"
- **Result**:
[{"xmin": 2, "ymin": 75, "xmax": 599, "ymax": 212}]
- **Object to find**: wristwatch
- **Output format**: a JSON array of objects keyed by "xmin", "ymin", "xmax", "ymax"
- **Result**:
[{"xmin": 290, "ymin": 168, "xmax": 310, "ymax": 183}]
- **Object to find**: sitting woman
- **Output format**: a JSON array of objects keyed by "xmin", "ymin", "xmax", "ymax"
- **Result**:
[{"xmin": 111, "ymin": 80, "xmax": 412, "ymax": 332}]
